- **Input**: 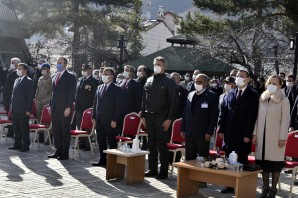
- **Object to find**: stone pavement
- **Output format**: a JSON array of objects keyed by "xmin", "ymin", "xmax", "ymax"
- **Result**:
[{"xmin": 0, "ymin": 104, "xmax": 297, "ymax": 197}]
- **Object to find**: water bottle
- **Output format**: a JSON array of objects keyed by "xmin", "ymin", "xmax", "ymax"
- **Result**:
[
  {"xmin": 132, "ymin": 135, "xmax": 140, "ymax": 153},
  {"xmin": 228, "ymin": 151, "xmax": 238, "ymax": 164}
]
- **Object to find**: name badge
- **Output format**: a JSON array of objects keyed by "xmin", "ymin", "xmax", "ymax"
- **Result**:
[{"xmin": 201, "ymin": 102, "xmax": 208, "ymax": 108}]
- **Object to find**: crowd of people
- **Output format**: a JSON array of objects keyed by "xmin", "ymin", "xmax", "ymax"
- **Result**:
[{"xmin": 1, "ymin": 55, "xmax": 298, "ymax": 198}]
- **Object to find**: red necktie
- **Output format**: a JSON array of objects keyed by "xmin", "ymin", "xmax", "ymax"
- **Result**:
[{"xmin": 55, "ymin": 73, "xmax": 61, "ymax": 86}]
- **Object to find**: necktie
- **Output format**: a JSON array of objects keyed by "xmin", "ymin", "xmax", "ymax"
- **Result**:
[
  {"xmin": 122, "ymin": 81, "xmax": 127, "ymax": 89},
  {"xmin": 14, "ymin": 78, "xmax": 21, "ymax": 88},
  {"xmin": 55, "ymin": 73, "xmax": 61, "ymax": 86},
  {"xmin": 101, "ymin": 85, "xmax": 107, "ymax": 96},
  {"xmin": 236, "ymin": 90, "xmax": 242, "ymax": 102}
]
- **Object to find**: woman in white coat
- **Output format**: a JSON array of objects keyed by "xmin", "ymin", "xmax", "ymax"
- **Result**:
[{"xmin": 252, "ymin": 75, "xmax": 290, "ymax": 198}]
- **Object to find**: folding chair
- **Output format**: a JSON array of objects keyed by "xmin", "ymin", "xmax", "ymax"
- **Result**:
[
  {"xmin": 70, "ymin": 108, "xmax": 94, "ymax": 156},
  {"xmin": 282, "ymin": 131, "xmax": 298, "ymax": 198},
  {"xmin": 116, "ymin": 112, "xmax": 142, "ymax": 147},
  {"xmin": 29, "ymin": 105, "xmax": 52, "ymax": 147},
  {"xmin": 0, "ymin": 111, "xmax": 12, "ymax": 142},
  {"xmin": 29, "ymin": 99, "xmax": 38, "ymax": 123},
  {"xmin": 167, "ymin": 118, "xmax": 185, "ymax": 176}
]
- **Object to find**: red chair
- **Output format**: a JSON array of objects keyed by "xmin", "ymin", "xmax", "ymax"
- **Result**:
[
  {"xmin": 167, "ymin": 118, "xmax": 185, "ymax": 176},
  {"xmin": 138, "ymin": 123, "xmax": 148, "ymax": 137},
  {"xmin": 29, "ymin": 105, "xmax": 52, "ymax": 147},
  {"xmin": 282, "ymin": 131, "xmax": 298, "ymax": 197},
  {"xmin": 0, "ymin": 111, "xmax": 12, "ymax": 142},
  {"xmin": 209, "ymin": 131, "xmax": 225, "ymax": 157},
  {"xmin": 70, "ymin": 108, "xmax": 94, "ymax": 156},
  {"xmin": 248, "ymin": 143, "xmax": 256, "ymax": 165},
  {"xmin": 116, "ymin": 112, "xmax": 142, "ymax": 146},
  {"xmin": 29, "ymin": 99, "xmax": 38, "ymax": 123}
]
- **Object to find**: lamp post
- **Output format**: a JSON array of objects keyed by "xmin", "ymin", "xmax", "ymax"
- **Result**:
[
  {"xmin": 117, "ymin": 34, "xmax": 127, "ymax": 73},
  {"xmin": 290, "ymin": 32, "xmax": 298, "ymax": 77}
]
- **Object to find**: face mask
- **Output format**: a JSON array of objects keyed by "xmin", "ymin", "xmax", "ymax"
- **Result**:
[
  {"xmin": 154, "ymin": 65, "xmax": 161, "ymax": 74},
  {"xmin": 93, "ymin": 74, "xmax": 99, "ymax": 80},
  {"xmin": 123, "ymin": 71, "xmax": 130, "ymax": 79},
  {"xmin": 212, "ymin": 83, "xmax": 217, "ymax": 88},
  {"xmin": 10, "ymin": 64, "xmax": 16, "ymax": 70},
  {"xmin": 286, "ymin": 82, "xmax": 293, "ymax": 87},
  {"xmin": 235, "ymin": 77, "xmax": 245, "ymax": 87},
  {"xmin": 41, "ymin": 70, "xmax": 47, "ymax": 75},
  {"xmin": 185, "ymin": 76, "xmax": 190, "ymax": 81},
  {"xmin": 116, "ymin": 78, "xmax": 122, "ymax": 84},
  {"xmin": 37, "ymin": 64, "xmax": 42, "ymax": 70},
  {"xmin": 224, "ymin": 84, "xmax": 232, "ymax": 92},
  {"xmin": 267, "ymin": 84, "xmax": 278, "ymax": 94},
  {"xmin": 192, "ymin": 75, "xmax": 197, "ymax": 81},
  {"xmin": 102, "ymin": 75, "xmax": 110, "ymax": 84},
  {"xmin": 81, "ymin": 71, "xmax": 88, "ymax": 77},
  {"xmin": 137, "ymin": 71, "xmax": 143, "ymax": 78},
  {"xmin": 56, "ymin": 63, "xmax": 63, "ymax": 72},
  {"xmin": 195, "ymin": 84, "xmax": 203, "ymax": 92},
  {"xmin": 16, "ymin": 69, "xmax": 23, "ymax": 77}
]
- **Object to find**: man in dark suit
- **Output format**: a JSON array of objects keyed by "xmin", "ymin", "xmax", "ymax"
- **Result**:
[
  {"xmin": 3, "ymin": 58, "xmax": 20, "ymax": 137},
  {"xmin": 91, "ymin": 67, "xmax": 123, "ymax": 166},
  {"xmin": 218, "ymin": 70, "xmax": 259, "ymax": 193},
  {"xmin": 48, "ymin": 57, "xmax": 76, "ymax": 160},
  {"xmin": 136, "ymin": 65, "xmax": 147, "ymax": 88},
  {"xmin": 181, "ymin": 74, "xmax": 218, "ymax": 159},
  {"xmin": 9, "ymin": 63, "xmax": 34, "ymax": 152},
  {"xmin": 186, "ymin": 70, "xmax": 201, "ymax": 93},
  {"xmin": 75, "ymin": 64, "xmax": 99, "ymax": 150},
  {"xmin": 284, "ymin": 74, "xmax": 297, "ymax": 111}
]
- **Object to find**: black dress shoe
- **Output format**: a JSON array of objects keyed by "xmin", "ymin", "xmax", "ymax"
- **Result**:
[
  {"xmin": 57, "ymin": 156, "xmax": 69, "ymax": 160},
  {"xmin": 156, "ymin": 174, "xmax": 168, "ymax": 179},
  {"xmin": 8, "ymin": 146, "xmax": 21, "ymax": 150},
  {"xmin": 221, "ymin": 187, "xmax": 234, "ymax": 193},
  {"xmin": 20, "ymin": 148, "xmax": 29, "ymax": 152},
  {"xmin": 48, "ymin": 154, "xmax": 59, "ymax": 158},
  {"xmin": 91, "ymin": 161, "xmax": 106, "ymax": 167},
  {"xmin": 145, "ymin": 170, "xmax": 158, "ymax": 177}
]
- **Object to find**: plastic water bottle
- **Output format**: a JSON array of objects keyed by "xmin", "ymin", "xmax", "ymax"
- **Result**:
[
  {"xmin": 132, "ymin": 135, "xmax": 140, "ymax": 153},
  {"xmin": 118, "ymin": 139, "xmax": 123, "ymax": 151},
  {"xmin": 228, "ymin": 151, "xmax": 238, "ymax": 164}
]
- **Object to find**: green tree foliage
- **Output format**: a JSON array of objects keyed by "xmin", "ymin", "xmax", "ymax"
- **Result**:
[
  {"xmin": 179, "ymin": 0, "xmax": 298, "ymax": 80},
  {"xmin": 3, "ymin": 0, "xmax": 143, "ymax": 73}
]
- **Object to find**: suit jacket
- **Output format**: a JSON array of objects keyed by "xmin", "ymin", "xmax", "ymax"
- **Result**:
[
  {"xmin": 92, "ymin": 83, "xmax": 123, "ymax": 125},
  {"xmin": 75, "ymin": 76, "xmax": 99, "ymax": 112},
  {"xmin": 3, "ymin": 70, "xmax": 18, "ymax": 108},
  {"xmin": 186, "ymin": 81, "xmax": 195, "ymax": 93},
  {"xmin": 218, "ymin": 86, "xmax": 259, "ymax": 154},
  {"xmin": 181, "ymin": 89, "xmax": 219, "ymax": 137},
  {"xmin": 121, "ymin": 79, "xmax": 142, "ymax": 114},
  {"xmin": 11, "ymin": 76, "xmax": 34, "ymax": 114},
  {"xmin": 177, "ymin": 84, "xmax": 188, "ymax": 118},
  {"xmin": 50, "ymin": 71, "xmax": 76, "ymax": 111},
  {"xmin": 284, "ymin": 85, "xmax": 298, "ymax": 110}
]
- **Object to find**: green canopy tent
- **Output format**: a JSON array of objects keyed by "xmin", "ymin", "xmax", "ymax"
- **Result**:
[{"xmin": 127, "ymin": 46, "xmax": 235, "ymax": 76}]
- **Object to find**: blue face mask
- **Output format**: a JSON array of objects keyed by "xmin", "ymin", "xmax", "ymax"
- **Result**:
[{"xmin": 56, "ymin": 63, "xmax": 63, "ymax": 72}]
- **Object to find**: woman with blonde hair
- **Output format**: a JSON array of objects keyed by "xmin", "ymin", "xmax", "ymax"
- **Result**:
[{"xmin": 252, "ymin": 75, "xmax": 290, "ymax": 198}]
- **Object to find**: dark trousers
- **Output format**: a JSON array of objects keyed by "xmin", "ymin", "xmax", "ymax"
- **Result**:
[
  {"xmin": 185, "ymin": 133, "xmax": 209, "ymax": 160},
  {"xmin": 145, "ymin": 113, "xmax": 169, "ymax": 175},
  {"xmin": 96, "ymin": 120, "xmax": 117, "ymax": 162},
  {"xmin": 12, "ymin": 113, "xmax": 30, "ymax": 148},
  {"xmin": 51, "ymin": 110, "xmax": 71, "ymax": 157}
]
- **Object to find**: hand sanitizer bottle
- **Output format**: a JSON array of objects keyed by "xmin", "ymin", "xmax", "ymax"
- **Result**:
[
  {"xmin": 132, "ymin": 135, "xmax": 140, "ymax": 153},
  {"xmin": 229, "ymin": 151, "xmax": 238, "ymax": 164}
]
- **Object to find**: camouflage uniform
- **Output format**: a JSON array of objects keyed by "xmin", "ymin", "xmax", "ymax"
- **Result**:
[{"xmin": 35, "ymin": 73, "xmax": 52, "ymax": 122}]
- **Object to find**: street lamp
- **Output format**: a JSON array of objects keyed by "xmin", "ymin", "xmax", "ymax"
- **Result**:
[
  {"xmin": 117, "ymin": 34, "xmax": 127, "ymax": 72},
  {"xmin": 290, "ymin": 32, "xmax": 298, "ymax": 77}
]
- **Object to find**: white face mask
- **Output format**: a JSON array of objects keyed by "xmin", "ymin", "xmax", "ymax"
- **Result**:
[
  {"xmin": 116, "ymin": 78, "xmax": 122, "ymax": 84},
  {"xmin": 41, "ymin": 70, "xmax": 47, "ymax": 75},
  {"xmin": 224, "ymin": 84, "xmax": 232, "ymax": 92},
  {"xmin": 137, "ymin": 71, "xmax": 143, "ymax": 78},
  {"xmin": 102, "ymin": 75, "xmax": 110, "ymax": 84},
  {"xmin": 37, "ymin": 64, "xmax": 42, "ymax": 70},
  {"xmin": 286, "ymin": 82, "xmax": 293, "ymax": 87},
  {"xmin": 93, "ymin": 74, "xmax": 99, "ymax": 80},
  {"xmin": 235, "ymin": 77, "xmax": 245, "ymax": 87},
  {"xmin": 267, "ymin": 84, "xmax": 278, "ymax": 94},
  {"xmin": 212, "ymin": 83, "xmax": 217, "ymax": 88},
  {"xmin": 81, "ymin": 71, "xmax": 88, "ymax": 77},
  {"xmin": 195, "ymin": 84, "xmax": 203, "ymax": 92},
  {"xmin": 10, "ymin": 64, "xmax": 16, "ymax": 70},
  {"xmin": 154, "ymin": 65, "xmax": 161, "ymax": 74},
  {"xmin": 123, "ymin": 71, "xmax": 130, "ymax": 79},
  {"xmin": 16, "ymin": 69, "xmax": 23, "ymax": 77},
  {"xmin": 185, "ymin": 76, "xmax": 190, "ymax": 81}
]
